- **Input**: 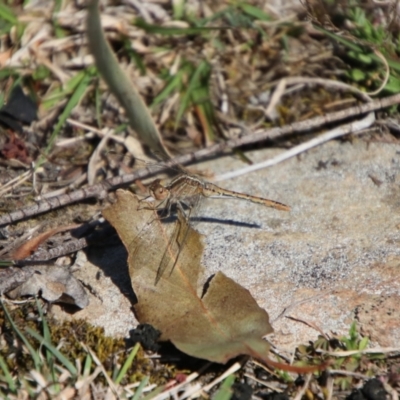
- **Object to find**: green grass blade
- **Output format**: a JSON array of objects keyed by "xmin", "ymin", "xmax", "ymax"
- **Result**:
[
  {"xmin": 314, "ymin": 25, "xmax": 400, "ymax": 74},
  {"xmin": 87, "ymin": 0, "xmax": 172, "ymax": 161},
  {"xmin": 176, "ymin": 60, "xmax": 210, "ymax": 125},
  {"xmin": 0, "ymin": 4, "xmax": 18, "ymax": 25},
  {"xmin": 172, "ymin": 0, "xmax": 185, "ymax": 20},
  {"xmin": 132, "ymin": 376, "xmax": 149, "ymax": 400},
  {"xmin": 35, "ymin": 299, "xmax": 54, "ymax": 367},
  {"xmin": 95, "ymin": 80, "xmax": 102, "ymax": 128},
  {"xmin": 141, "ymin": 383, "xmax": 166, "ymax": 400},
  {"xmin": 237, "ymin": 3, "xmax": 272, "ymax": 21},
  {"xmin": 212, "ymin": 375, "xmax": 235, "ymax": 400},
  {"xmin": 175, "ymin": 64, "xmax": 194, "ymax": 124},
  {"xmin": 0, "ymin": 68, "xmax": 18, "ymax": 83},
  {"xmin": 0, "ymin": 261, "xmax": 15, "ymax": 267},
  {"xmin": 37, "ymin": 69, "xmax": 93, "ymax": 168},
  {"xmin": 25, "ymin": 327, "xmax": 78, "ymax": 376},
  {"xmin": 151, "ymin": 69, "xmax": 185, "ymax": 108},
  {"xmin": 383, "ymin": 75, "xmax": 400, "ymax": 94},
  {"xmin": 0, "ymin": 301, "xmax": 42, "ymax": 370},
  {"xmin": 123, "ymin": 39, "xmax": 146, "ymax": 75},
  {"xmin": 42, "ymin": 70, "xmax": 87, "ymax": 110},
  {"xmin": 135, "ymin": 18, "xmax": 217, "ymax": 35},
  {"xmin": 313, "ymin": 25, "xmax": 365, "ymax": 53},
  {"xmin": 190, "ymin": 70, "xmax": 216, "ymax": 142},
  {"xmin": 83, "ymin": 354, "xmax": 93, "ymax": 377},
  {"xmin": 114, "ymin": 343, "xmax": 140, "ymax": 385},
  {"xmin": 0, "ymin": 355, "xmax": 16, "ymax": 393}
]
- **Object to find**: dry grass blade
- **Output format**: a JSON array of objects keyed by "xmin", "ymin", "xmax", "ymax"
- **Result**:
[
  {"xmin": 214, "ymin": 112, "xmax": 376, "ymax": 181},
  {"xmin": 87, "ymin": 128, "xmax": 113, "ymax": 185},
  {"xmin": 0, "ymin": 170, "xmax": 33, "ymax": 197}
]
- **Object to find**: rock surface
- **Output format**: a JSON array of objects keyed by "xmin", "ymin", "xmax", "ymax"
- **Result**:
[{"xmin": 52, "ymin": 139, "xmax": 400, "ymax": 352}]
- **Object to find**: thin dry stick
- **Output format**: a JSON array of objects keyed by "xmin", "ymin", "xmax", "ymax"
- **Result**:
[
  {"xmin": 267, "ymin": 76, "xmax": 373, "ymax": 102},
  {"xmin": 265, "ymin": 78, "xmax": 287, "ymax": 119},
  {"xmin": 66, "ymin": 117, "xmax": 152, "ymax": 161},
  {"xmin": 367, "ymin": 49, "xmax": 390, "ymax": 96},
  {"xmin": 385, "ymin": 382, "xmax": 399, "ymax": 400},
  {"xmin": 1, "ymin": 93, "xmax": 400, "ymax": 227},
  {"xmin": 40, "ymin": 171, "xmax": 88, "ymax": 199},
  {"xmin": 21, "ymin": 236, "xmax": 90, "ymax": 262},
  {"xmin": 328, "ymin": 370, "xmax": 371, "ymax": 379},
  {"xmin": 87, "ymin": 127, "xmax": 113, "ymax": 185},
  {"xmin": 0, "ymin": 170, "xmax": 32, "ymax": 197},
  {"xmin": 65, "ymin": 118, "xmax": 125, "ymax": 145},
  {"xmin": 317, "ymin": 347, "xmax": 400, "ymax": 356},
  {"xmin": 190, "ymin": 362, "xmax": 242, "ymax": 398},
  {"xmin": 244, "ymin": 372, "xmax": 284, "ymax": 392},
  {"xmin": 81, "ymin": 344, "xmax": 119, "ymax": 397},
  {"xmin": 214, "ymin": 112, "xmax": 375, "ymax": 181},
  {"xmin": 326, "ymin": 374, "xmax": 334, "ymax": 400},
  {"xmin": 150, "ymin": 370, "xmax": 203, "ymax": 400}
]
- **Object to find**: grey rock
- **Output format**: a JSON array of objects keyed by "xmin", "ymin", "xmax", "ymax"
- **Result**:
[{"xmin": 53, "ymin": 140, "xmax": 400, "ymax": 351}]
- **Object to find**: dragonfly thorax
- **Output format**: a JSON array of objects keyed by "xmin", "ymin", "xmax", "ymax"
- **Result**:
[{"xmin": 148, "ymin": 179, "xmax": 170, "ymax": 201}]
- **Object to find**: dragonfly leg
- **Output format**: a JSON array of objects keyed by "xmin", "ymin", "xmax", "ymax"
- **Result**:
[
  {"xmin": 137, "ymin": 196, "xmax": 168, "ymax": 212},
  {"xmin": 176, "ymin": 201, "xmax": 190, "ymax": 220},
  {"xmin": 156, "ymin": 198, "xmax": 173, "ymax": 219},
  {"xmin": 137, "ymin": 195, "xmax": 154, "ymax": 210}
]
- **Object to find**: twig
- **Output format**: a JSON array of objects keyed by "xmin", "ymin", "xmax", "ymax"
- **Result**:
[
  {"xmin": 181, "ymin": 362, "xmax": 242, "ymax": 399},
  {"xmin": 316, "ymin": 347, "xmax": 400, "ymax": 356},
  {"xmin": 64, "ymin": 118, "xmax": 124, "ymax": 145},
  {"xmin": 20, "ymin": 237, "xmax": 90, "ymax": 262},
  {"xmin": 367, "ymin": 49, "xmax": 390, "ymax": 96},
  {"xmin": 384, "ymin": 381, "xmax": 399, "ymax": 400},
  {"xmin": 87, "ymin": 128, "xmax": 113, "ymax": 185},
  {"xmin": 150, "ymin": 370, "xmax": 202, "ymax": 400},
  {"xmin": 243, "ymin": 372, "xmax": 284, "ymax": 392},
  {"xmin": 0, "ymin": 170, "xmax": 32, "ymax": 197},
  {"xmin": 267, "ymin": 76, "xmax": 373, "ymax": 102},
  {"xmin": 201, "ymin": 362, "xmax": 242, "ymax": 393},
  {"xmin": 1, "ymin": 94, "xmax": 400, "ymax": 227},
  {"xmin": 265, "ymin": 78, "xmax": 287, "ymax": 119},
  {"xmin": 214, "ymin": 112, "xmax": 375, "ymax": 181},
  {"xmin": 328, "ymin": 370, "xmax": 371, "ymax": 379},
  {"xmin": 326, "ymin": 373, "xmax": 334, "ymax": 400},
  {"xmin": 80, "ymin": 343, "xmax": 119, "ymax": 397},
  {"xmin": 40, "ymin": 171, "xmax": 88, "ymax": 199}
]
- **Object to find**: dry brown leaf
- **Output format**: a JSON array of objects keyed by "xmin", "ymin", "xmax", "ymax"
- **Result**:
[
  {"xmin": 6, "ymin": 264, "xmax": 88, "ymax": 308},
  {"xmin": 103, "ymin": 190, "xmax": 273, "ymax": 363},
  {"xmin": 11, "ymin": 224, "xmax": 80, "ymax": 260},
  {"xmin": 103, "ymin": 190, "xmax": 326, "ymax": 372}
]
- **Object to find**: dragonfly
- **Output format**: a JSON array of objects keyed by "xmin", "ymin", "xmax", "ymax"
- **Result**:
[
  {"xmin": 141, "ymin": 174, "xmax": 290, "ymax": 284},
  {"xmin": 148, "ymin": 174, "xmax": 290, "ymax": 215}
]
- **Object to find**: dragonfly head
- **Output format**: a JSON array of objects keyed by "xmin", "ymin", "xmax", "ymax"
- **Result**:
[{"xmin": 148, "ymin": 179, "xmax": 169, "ymax": 200}]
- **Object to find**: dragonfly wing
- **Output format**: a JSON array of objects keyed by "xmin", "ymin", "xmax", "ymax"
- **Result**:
[
  {"xmin": 154, "ymin": 193, "xmax": 202, "ymax": 284},
  {"xmin": 154, "ymin": 217, "xmax": 182, "ymax": 284}
]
